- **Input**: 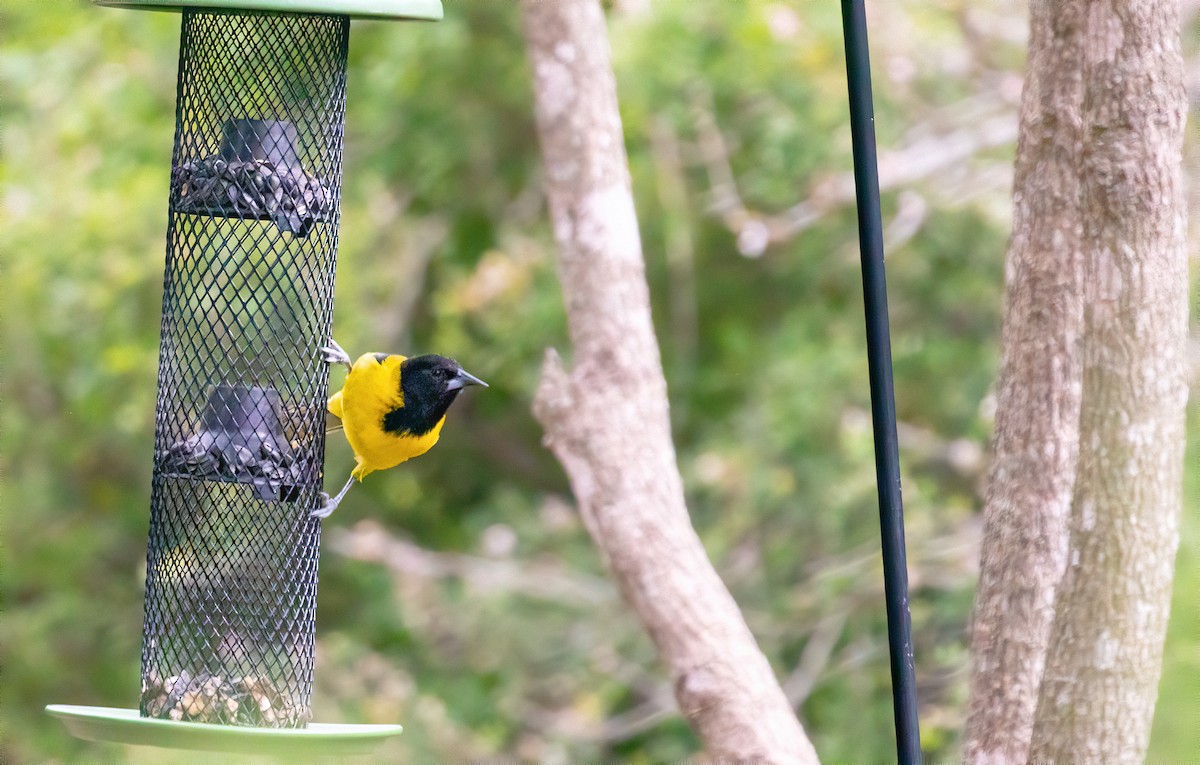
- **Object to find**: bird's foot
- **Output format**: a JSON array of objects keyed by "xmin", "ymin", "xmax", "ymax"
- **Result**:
[
  {"xmin": 310, "ymin": 491, "xmax": 338, "ymax": 519},
  {"xmin": 321, "ymin": 338, "xmax": 353, "ymax": 373},
  {"xmin": 311, "ymin": 475, "xmax": 355, "ymax": 519}
]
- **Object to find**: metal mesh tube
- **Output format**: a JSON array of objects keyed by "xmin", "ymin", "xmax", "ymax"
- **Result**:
[{"xmin": 140, "ymin": 10, "xmax": 348, "ymax": 728}]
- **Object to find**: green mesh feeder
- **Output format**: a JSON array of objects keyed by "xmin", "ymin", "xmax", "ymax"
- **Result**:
[{"xmin": 48, "ymin": 0, "xmax": 439, "ymax": 755}]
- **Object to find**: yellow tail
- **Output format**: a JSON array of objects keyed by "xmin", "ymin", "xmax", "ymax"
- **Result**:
[{"xmin": 327, "ymin": 390, "xmax": 344, "ymax": 419}]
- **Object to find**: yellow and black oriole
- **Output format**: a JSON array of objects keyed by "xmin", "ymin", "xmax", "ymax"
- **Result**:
[{"xmin": 312, "ymin": 338, "xmax": 487, "ymax": 519}]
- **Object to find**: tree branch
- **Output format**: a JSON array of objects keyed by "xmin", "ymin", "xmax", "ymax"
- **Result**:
[
  {"xmin": 782, "ymin": 611, "xmax": 848, "ymax": 707},
  {"xmin": 1029, "ymin": 0, "xmax": 1189, "ymax": 759},
  {"xmin": 520, "ymin": 1, "xmax": 819, "ymax": 761},
  {"xmin": 691, "ymin": 85, "xmax": 1018, "ymax": 257},
  {"xmin": 962, "ymin": 2, "xmax": 1088, "ymax": 759},
  {"xmin": 327, "ymin": 520, "xmax": 615, "ymax": 607}
]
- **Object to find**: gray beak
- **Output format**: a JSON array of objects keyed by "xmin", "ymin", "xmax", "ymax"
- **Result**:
[{"xmin": 447, "ymin": 368, "xmax": 489, "ymax": 392}]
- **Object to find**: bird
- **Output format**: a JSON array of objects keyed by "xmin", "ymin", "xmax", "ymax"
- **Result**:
[{"xmin": 312, "ymin": 338, "xmax": 487, "ymax": 519}]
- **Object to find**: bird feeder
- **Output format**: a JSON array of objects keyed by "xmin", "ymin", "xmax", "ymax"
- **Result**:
[{"xmin": 47, "ymin": 0, "xmax": 441, "ymax": 755}]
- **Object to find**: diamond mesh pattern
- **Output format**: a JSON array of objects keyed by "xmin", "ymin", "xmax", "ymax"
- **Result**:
[{"xmin": 140, "ymin": 10, "xmax": 349, "ymax": 729}]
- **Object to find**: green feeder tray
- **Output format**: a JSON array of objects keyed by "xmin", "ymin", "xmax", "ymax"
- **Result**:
[
  {"xmin": 46, "ymin": 706, "xmax": 403, "ymax": 757},
  {"xmin": 92, "ymin": 0, "xmax": 442, "ymax": 21}
]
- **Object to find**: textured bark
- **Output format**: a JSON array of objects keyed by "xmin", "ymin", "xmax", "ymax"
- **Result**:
[
  {"xmin": 520, "ymin": 1, "xmax": 818, "ymax": 762},
  {"xmin": 962, "ymin": 3, "xmax": 1087, "ymax": 762},
  {"xmin": 1028, "ymin": 2, "xmax": 1189, "ymax": 762}
]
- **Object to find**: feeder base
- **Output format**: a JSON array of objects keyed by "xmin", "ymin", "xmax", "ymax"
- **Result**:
[{"xmin": 46, "ymin": 705, "xmax": 402, "ymax": 756}]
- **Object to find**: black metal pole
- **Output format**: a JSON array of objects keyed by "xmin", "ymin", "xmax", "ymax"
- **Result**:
[{"xmin": 839, "ymin": 2, "xmax": 921, "ymax": 763}]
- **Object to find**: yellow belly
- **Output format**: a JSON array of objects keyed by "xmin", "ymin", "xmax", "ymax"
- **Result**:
[{"xmin": 345, "ymin": 413, "xmax": 444, "ymax": 479}]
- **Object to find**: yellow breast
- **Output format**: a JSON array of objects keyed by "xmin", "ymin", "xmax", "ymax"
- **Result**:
[{"xmin": 330, "ymin": 352, "xmax": 445, "ymax": 480}]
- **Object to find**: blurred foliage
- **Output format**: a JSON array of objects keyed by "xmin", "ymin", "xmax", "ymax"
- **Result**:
[{"xmin": 2, "ymin": 1, "xmax": 1196, "ymax": 762}]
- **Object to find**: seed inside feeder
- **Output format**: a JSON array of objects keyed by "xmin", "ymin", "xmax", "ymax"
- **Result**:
[
  {"xmin": 172, "ymin": 119, "xmax": 331, "ymax": 236},
  {"xmin": 161, "ymin": 384, "xmax": 307, "ymax": 501},
  {"xmin": 141, "ymin": 668, "xmax": 307, "ymax": 728}
]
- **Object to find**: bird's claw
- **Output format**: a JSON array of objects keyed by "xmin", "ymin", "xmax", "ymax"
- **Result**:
[
  {"xmin": 321, "ymin": 338, "xmax": 353, "ymax": 373},
  {"xmin": 310, "ymin": 491, "xmax": 336, "ymax": 519}
]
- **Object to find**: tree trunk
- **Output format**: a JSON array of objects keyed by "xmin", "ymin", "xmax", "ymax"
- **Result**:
[
  {"xmin": 520, "ymin": 1, "xmax": 819, "ymax": 762},
  {"xmin": 962, "ymin": 3, "xmax": 1088, "ymax": 762},
  {"xmin": 1028, "ymin": 2, "xmax": 1189, "ymax": 762}
]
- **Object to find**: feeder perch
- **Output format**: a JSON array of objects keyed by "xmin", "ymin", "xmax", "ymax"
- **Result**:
[{"xmin": 48, "ymin": 0, "xmax": 440, "ymax": 755}]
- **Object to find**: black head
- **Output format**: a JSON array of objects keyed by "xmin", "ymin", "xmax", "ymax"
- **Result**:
[{"xmin": 382, "ymin": 354, "xmax": 488, "ymax": 437}]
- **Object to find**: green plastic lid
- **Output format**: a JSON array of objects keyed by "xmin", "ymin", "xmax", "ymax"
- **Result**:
[
  {"xmin": 46, "ymin": 705, "xmax": 404, "ymax": 756},
  {"xmin": 93, "ymin": 0, "xmax": 442, "ymax": 21}
]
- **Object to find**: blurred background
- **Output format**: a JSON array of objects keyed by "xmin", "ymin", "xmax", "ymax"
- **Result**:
[{"xmin": 2, "ymin": 0, "xmax": 1196, "ymax": 761}]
